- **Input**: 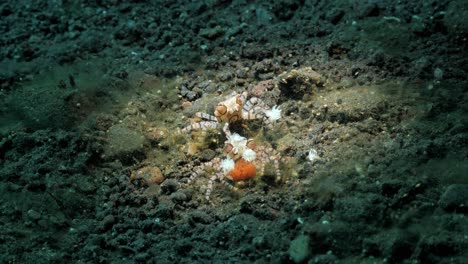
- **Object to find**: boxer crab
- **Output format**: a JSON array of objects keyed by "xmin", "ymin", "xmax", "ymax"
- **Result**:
[
  {"xmin": 185, "ymin": 127, "xmax": 283, "ymax": 200},
  {"xmin": 181, "ymin": 91, "xmax": 284, "ymax": 200},
  {"xmin": 181, "ymin": 91, "xmax": 282, "ymax": 133}
]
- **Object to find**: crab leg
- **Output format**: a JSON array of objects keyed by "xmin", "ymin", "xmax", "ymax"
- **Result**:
[
  {"xmin": 195, "ymin": 112, "xmax": 218, "ymax": 121},
  {"xmin": 257, "ymin": 147, "xmax": 282, "ymax": 182},
  {"xmin": 186, "ymin": 158, "xmax": 221, "ymax": 185},
  {"xmin": 222, "ymin": 123, "xmax": 231, "ymax": 138},
  {"xmin": 205, "ymin": 170, "xmax": 235, "ymax": 200},
  {"xmin": 181, "ymin": 121, "xmax": 218, "ymax": 133},
  {"xmin": 242, "ymin": 97, "xmax": 267, "ymax": 121}
]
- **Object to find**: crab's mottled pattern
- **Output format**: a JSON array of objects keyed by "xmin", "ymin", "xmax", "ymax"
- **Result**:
[{"xmin": 181, "ymin": 91, "xmax": 278, "ymax": 133}]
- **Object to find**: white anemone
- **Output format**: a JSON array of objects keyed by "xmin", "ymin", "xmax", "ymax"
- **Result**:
[
  {"xmin": 264, "ymin": 105, "xmax": 282, "ymax": 122},
  {"xmin": 221, "ymin": 158, "xmax": 235, "ymax": 172}
]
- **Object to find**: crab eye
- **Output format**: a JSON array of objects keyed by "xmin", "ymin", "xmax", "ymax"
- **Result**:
[
  {"xmin": 232, "ymin": 148, "xmax": 238, "ymax": 155},
  {"xmin": 247, "ymin": 139, "xmax": 257, "ymax": 150},
  {"xmin": 229, "ymin": 115, "xmax": 239, "ymax": 122},
  {"xmin": 224, "ymin": 143, "xmax": 233, "ymax": 154}
]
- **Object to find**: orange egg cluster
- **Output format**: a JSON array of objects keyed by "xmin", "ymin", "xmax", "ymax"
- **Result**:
[{"xmin": 229, "ymin": 158, "xmax": 257, "ymax": 181}]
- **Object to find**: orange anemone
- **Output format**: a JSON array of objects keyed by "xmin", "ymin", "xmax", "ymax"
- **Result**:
[{"xmin": 229, "ymin": 158, "xmax": 257, "ymax": 181}]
